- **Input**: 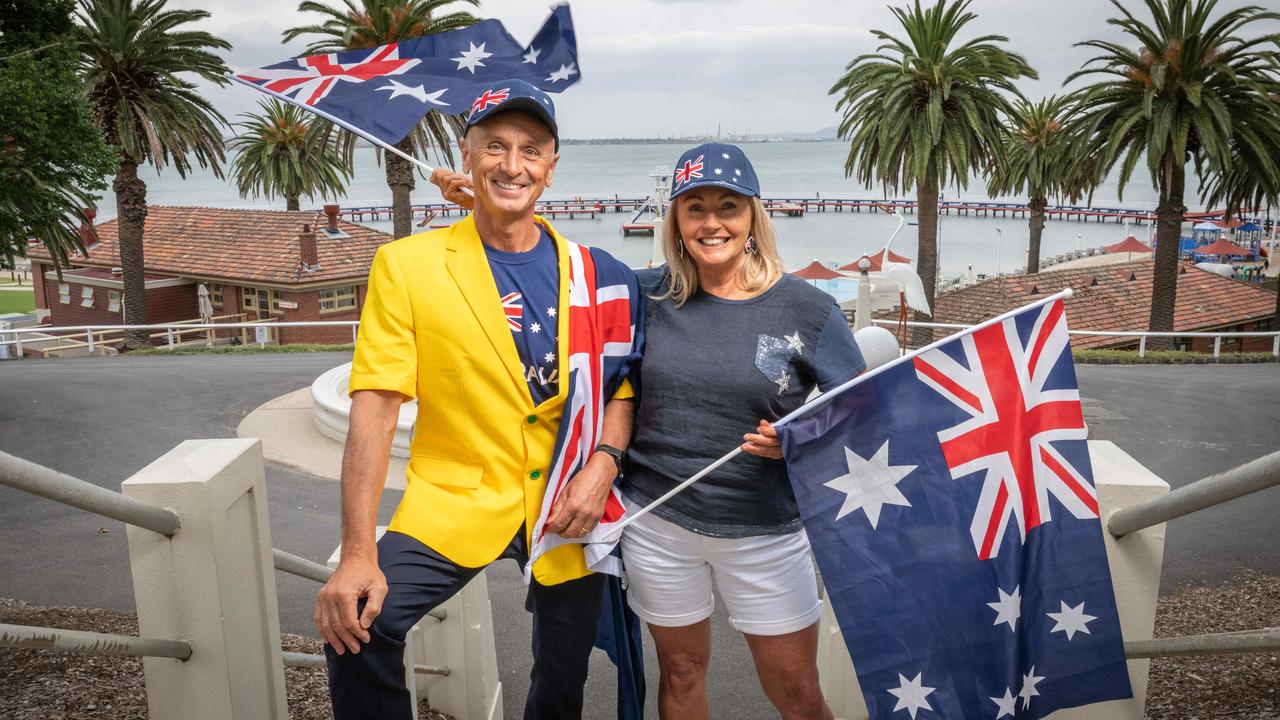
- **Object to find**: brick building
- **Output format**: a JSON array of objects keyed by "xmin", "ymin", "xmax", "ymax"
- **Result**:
[
  {"xmin": 933, "ymin": 260, "xmax": 1277, "ymax": 353},
  {"xmin": 26, "ymin": 205, "xmax": 392, "ymax": 345}
]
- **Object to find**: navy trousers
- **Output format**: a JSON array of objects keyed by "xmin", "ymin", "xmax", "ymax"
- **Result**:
[{"xmin": 326, "ymin": 529, "xmax": 604, "ymax": 720}]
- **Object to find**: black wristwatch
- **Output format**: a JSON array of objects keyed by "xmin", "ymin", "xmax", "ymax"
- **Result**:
[{"xmin": 593, "ymin": 443, "xmax": 625, "ymax": 478}]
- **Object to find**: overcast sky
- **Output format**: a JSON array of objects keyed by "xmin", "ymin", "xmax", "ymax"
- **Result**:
[{"xmin": 183, "ymin": 0, "xmax": 1280, "ymax": 139}]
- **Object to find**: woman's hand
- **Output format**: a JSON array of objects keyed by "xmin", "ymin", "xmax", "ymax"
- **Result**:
[
  {"xmin": 741, "ymin": 419, "xmax": 783, "ymax": 460},
  {"xmin": 429, "ymin": 168, "xmax": 475, "ymax": 210}
]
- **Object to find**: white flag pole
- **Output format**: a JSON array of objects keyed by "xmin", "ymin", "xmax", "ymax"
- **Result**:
[{"xmin": 605, "ymin": 287, "xmax": 1075, "ymax": 539}]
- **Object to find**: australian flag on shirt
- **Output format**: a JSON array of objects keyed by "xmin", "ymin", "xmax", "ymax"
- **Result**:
[
  {"xmin": 777, "ymin": 299, "xmax": 1131, "ymax": 719},
  {"xmin": 487, "ymin": 228, "xmax": 559, "ymax": 404},
  {"xmin": 232, "ymin": 5, "xmax": 580, "ymax": 146}
]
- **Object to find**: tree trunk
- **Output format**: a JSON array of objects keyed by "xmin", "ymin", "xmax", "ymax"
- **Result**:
[
  {"xmin": 913, "ymin": 179, "xmax": 940, "ymax": 347},
  {"xmin": 386, "ymin": 136, "xmax": 415, "ymax": 239},
  {"xmin": 114, "ymin": 159, "xmax": 150, "ymax": 350},
  {"xmin": 286, "ymin": 194, "xmax": 300, "ymax": 211},
  {"xmin": 1147, "ymin": 154, "xmax": 1187, "ymax": 351},
  {"xmin": 1027, "ymin": 196, "xmax": 1047, "ymax": 274}
]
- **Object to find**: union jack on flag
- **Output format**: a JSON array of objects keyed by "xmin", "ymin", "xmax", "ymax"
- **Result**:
[
  {"xmin": 527, "ymin": 239, "xmax": 643, "ymax": 579},
  {"xmin": 777, "ymin": 295, "xmax": 1132, "ymax": 719},
  {"xmin": 500, "ymin": 291, "xmax": 523, "ymax": 332},
  {"xmin": 673, "ymin": 155, "xmax": 703, "ymax": 186},
  {"xmin": 230, "ymin": 5, "xmax": 581, "ymax": 146}
]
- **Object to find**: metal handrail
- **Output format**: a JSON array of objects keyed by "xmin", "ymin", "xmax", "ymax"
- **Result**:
[
  {"xmin": 282, "ymin": 651, "xmax": 450, "ymax": 675},
  {"xmin": 0, "ymin": 622, "xmax": 192, "ymax": 661},
  {"xmin": 1125, "ymin": 627, "xmax": 1280, "ymax": 659},
  {"xmin": 272, "ymin": 548, "xmax": 445, "ymax": 622},
  {"xmin": 1108, "ymin": 451, "xmax": 1280, "ymax": 538},
  {"xmin": 0, "ymin": 450, "xmax": 181, "ymax": 536},
  {"xmin": 869, "ymin": 318, "xmax": 1280, "ymax": 338}
]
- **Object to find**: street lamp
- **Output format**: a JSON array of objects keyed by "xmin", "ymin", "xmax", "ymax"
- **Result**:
[{"xmin": 995, "ymin": 228, "xmax": 1003, "ymax": 276}]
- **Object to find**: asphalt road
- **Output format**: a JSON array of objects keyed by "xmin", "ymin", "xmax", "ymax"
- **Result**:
[{"xmin": 1, "ymin": 354, "xmax": 1277, "ymax": 718}]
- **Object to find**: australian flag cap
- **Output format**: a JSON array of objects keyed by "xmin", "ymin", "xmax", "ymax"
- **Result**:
[
  {"xmin": 669, "ymin": 143, "xmax": 761, "ymax": 200},
  {"xmin": 464, "ymin": 79, "xmax": 559, "ymax": 149}
]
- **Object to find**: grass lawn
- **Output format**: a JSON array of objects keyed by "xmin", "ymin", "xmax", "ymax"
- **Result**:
[{"xmin": 0, "ymin": 292, "xmax": 35, "ymax": 314}]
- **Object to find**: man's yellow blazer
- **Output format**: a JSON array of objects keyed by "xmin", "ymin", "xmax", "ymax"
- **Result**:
[{"xmin": 349, "ymin": 215, "xmax": 628, "ymax": 586}]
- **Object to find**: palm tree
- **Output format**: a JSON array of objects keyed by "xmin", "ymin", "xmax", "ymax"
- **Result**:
[
  {"xmin": 830, "ymin": 0, "xmax": 1035, "ymax": 336},
  {"xmin": 988, "ymin": 96, "xmax": 1089, "ymax": 274},
  {"xmin": 1069, "ymin": 0, "xmax": 1280, "ymax": 347},
  {"xmin": 76, "ymin": 0, "xmax": 231, "ymax": 349},
  {"xmin": 229, "ymin": 99, "xmax": 352, "ymax": 211},
  {"xmin": 283, "ymin": 0, "xmax": 479, "ymax": 239}
]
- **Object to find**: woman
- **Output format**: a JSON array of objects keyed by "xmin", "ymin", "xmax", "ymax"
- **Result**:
[{"xmin": 622, "ymin": 143, "xmax": 864, "ymax": 720}]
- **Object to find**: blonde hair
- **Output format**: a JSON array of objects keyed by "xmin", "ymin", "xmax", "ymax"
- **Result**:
[{"xmin": 656, "ymin": 196, "xmax": 785, "ymax": 306}]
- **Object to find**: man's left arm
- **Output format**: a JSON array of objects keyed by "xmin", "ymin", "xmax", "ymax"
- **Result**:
[{"xmin": 544, "ymin": 396, "xmax": 635, "ymax": 538}]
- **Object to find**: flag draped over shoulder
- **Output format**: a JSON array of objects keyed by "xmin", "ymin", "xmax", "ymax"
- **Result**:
[
  {"xmin": 777, "ymin": 297, "xmax": 1132, "ymax": 720},
  {"xmin": 529, "ymin": 240, "xmax": 643, "ymax": 578},
  {"xmin": 231, "ymin": 5, "xmax": 580, "ymax": 146}
]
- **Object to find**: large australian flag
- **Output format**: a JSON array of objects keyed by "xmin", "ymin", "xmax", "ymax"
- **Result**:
[
  {"xmin": 231, "ymin": 5, "xmax": 579, "ymax": 146},
  {"xmin": 777, "ymin": 296, "xmax": 1132, "ymax": 719}
]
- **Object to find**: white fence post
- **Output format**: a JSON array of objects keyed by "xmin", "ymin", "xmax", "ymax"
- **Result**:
[
  {"xmin": 817, "ymin": 441, "xmax": 1170, "ymax": 720},
  {"xmin": 122, "ymin": 439, "xmax": 288, "ymax": 719},
  {"xmin": 1137, "ymin": 336, "xmax": 1146, "ymax": 358},
  {"xmin": 1213, "ymin": 336, "xmax": 1222, "ymax": 358}
]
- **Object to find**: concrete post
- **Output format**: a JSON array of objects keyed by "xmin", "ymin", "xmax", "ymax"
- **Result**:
[
  {"xmin": 122, "ymin": 439, "xmax": 288, "ymax": 719},
  {"xmin": 817, "ymin": 441, "xmax": 1170, "ymax": 720}
]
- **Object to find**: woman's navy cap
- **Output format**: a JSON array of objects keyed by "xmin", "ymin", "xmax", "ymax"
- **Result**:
[
  {"xmin": 464, "ymin": 79, "xmax": 559, "ymax": 149},
  {"xmin": 669, "ymin": 143, "xmax": 761, "ymax": 200}
]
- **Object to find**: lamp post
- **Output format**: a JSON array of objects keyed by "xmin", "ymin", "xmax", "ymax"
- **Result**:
[
  {"xmin": 854, "ymin": 256, "xmax": 872, "ymax": 330},
  {"xmin": 995, "ymin": 228, "xmax": 1003, "ymax": 276}
]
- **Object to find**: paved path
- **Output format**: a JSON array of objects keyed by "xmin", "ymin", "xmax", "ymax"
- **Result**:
[{"xmin": 1, "ymin": 354, "xmax": 1277, "ymax": 717}]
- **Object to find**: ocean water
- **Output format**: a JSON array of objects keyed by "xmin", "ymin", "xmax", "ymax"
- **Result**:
[{"xmin": 89, "ymin": 141, "xmax": 1183, "ymax": 281}]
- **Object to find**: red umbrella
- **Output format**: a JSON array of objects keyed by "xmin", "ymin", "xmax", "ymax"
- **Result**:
[
  {"xmin": 1104, "ymin": 236, "xmax": 1153, "ymax": 254},
  {"xmin": 838, "ymin": 249, "xmax": 912, "ymax": 272},
  {"xmin": 1195, "ymin": 239, "xmax": 1251, "ymax": 257},
  {"xmin": 792, "ymin": 260, "xmax": 845, "ymax": 280}
]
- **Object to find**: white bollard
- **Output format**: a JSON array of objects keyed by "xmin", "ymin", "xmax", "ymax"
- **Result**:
[
  {"xmin": 328, "ymin": 528, "xmax": 503, "ymax": 720},
  {"xmin": 122, "ymin": 439, "xmax": 288, "ymax": 719},
  {"xmin": 817, "ymin": 440, "xmax": 1170, "ymax": 720}
]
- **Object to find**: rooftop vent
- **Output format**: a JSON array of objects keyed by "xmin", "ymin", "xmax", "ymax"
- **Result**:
[{"xmin": 322, "ymin": 204, "xmax": 348, "ymax": 238}]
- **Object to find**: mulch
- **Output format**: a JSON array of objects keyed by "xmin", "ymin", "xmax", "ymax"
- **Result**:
[{"xmin": 1, "ymin": 572, "xmax": 1277, "ymax": 719}]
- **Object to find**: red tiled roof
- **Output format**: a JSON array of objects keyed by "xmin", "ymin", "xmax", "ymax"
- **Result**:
[
  {"xmin": 27, "ymin": 206, "xmax": 392, "ymax": 286},
  {"xmin": 933, "ymin": 260, "xmax": 1276, "ymax": 349}
]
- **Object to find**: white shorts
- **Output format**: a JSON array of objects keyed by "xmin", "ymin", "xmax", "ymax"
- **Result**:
[{"xmin": 620, "ymin": 506, "xmax": 822, "ymax": 636}]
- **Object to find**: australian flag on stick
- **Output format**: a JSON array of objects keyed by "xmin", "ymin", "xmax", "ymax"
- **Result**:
[
  {"xmin": 777, "ymin": 292, "xmax": 1132, "ymax": 719},
  {"xmin": 231, "ymin": 4, "xmax": 579, "ymax": 146}
]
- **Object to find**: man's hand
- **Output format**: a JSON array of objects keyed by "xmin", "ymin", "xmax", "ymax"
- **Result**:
[
  {"xmin": 742, "ymin": 419, "xmax": 783, "ymax": 460},
  {"xmin": 430, "ymin": 168, "xmax": 475, "ymax": 210},
  {"xmin": 315, "ymin": 554, "xmax": 388, "ymax": 655},
  {"xmin": 545, "ymin": 452, "xmax": 616, "ymax": 538}
]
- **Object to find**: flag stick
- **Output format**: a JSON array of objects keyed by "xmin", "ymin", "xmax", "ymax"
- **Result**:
[
  {"xmin": 606, "ymin": 288, "xmax": 1075, "ymax": 539},
  {"xmin": 230, "ymin": 75, "xmax": 473, "ymax": 196}
]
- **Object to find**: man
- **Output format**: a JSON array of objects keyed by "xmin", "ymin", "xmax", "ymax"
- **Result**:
[{"xmin": 317, "ymin": 79, "xmax": 642, "ymax": 720}]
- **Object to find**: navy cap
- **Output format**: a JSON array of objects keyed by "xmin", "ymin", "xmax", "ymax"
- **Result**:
[
  {"xmin": 669, "ymin": 143, "xmax": 760, "ymax": 200},
  {"xmin": 464, "ymin": 79, "xmax": 559, "ymax": 149}
]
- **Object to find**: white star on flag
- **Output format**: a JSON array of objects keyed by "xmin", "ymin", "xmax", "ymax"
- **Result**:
[
  {"xmin": 887, "ymin": 672, "xmax": 935, "ymax": 719},
  {"xmin": 823, "ymin": 441, "xmax": 915, "ymax": 528},
  {"xmin": 1019, "ymin": 667, "xmax": 1045, "ymax": 710},
  {"xmin": 375, "ymin": 80, "xmax": 447, "ymax": 104},
  {"xmin": 543, "ymin": 351, "xmax": 555, "ymax": 363},
  {"xmin": 545, "ymin": 62, "xmax": 577, "ymax": 83},
  {"xmin": 452, "ymin": 42, "xmax": 491, "ymax": 73},
  {"xmin": 721, "ymin": 152, "xmax": 730, "ymax": 159},
  {"xmin": 734, "ymin": 168, "xmax": 742, "ymax": 176},
  {"xmin": 546, "ymin": 306, "xmax": 556, "ymax": 317},
  {"xmin": 987, "ymin": 585, "xmax": 1021, "ymax": 632},
  {"xmin": 990, "ymin": 688, "xmax": 1017, "ymax": 718},
  {"xmin": 530, "ymin": 322, "xmax": 541, "ymax": 334},
  {"xmin": 1047, "ymin": 601, "xmax": 1097, "ymax": 641},
  {"xmin": 714, "ymin": 168, "xmax": 723, "ymax": 175},
  {"xmin": 522, "ymin": 46, "xmax": 540, "ymax": 64}
]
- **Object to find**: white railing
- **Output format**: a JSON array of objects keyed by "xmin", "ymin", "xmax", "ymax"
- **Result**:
[
  {"xmin": 0, "ymin": 320, "xmax": 358, "ymax": 357},
  {"xmin": 870, "ymin": 319, "xmax": 1280, "ymax": 358}
]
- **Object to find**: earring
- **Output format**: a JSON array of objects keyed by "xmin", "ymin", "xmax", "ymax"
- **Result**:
[
  {"xmin": 676, "ymin": 232, "xmax": 685, "ymax": 258},
  {"xmin": 745, "ymin": 235, "xmax": 757, "ymax": 255}
]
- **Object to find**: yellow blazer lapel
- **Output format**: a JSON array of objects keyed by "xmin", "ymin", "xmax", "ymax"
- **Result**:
[{"xmin": 444, "ymin": 216, "xmax": 528, "ymax": 403}]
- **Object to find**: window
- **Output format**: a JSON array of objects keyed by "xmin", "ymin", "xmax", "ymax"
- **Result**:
[
  {"xmin": 108, "ymin": 290, "xmax": 121, "ymax": 313},
  {"xmin": 58, "ymin": 283, "xmax": 70, "ymax": 304},
  {"xmin": 210, "ymin": 284, "xmax": 223, "ymax": 307},
  {"xmin": 80, "ymin": 286, "xmax": 94, "ymax": 308},
  {"xmin": 319, "ymin": 285, "xmax": 357, "ymax": 312},
  {"xmin": 242, "ymin": 286, "xmax": 284, "ymax": 314}
]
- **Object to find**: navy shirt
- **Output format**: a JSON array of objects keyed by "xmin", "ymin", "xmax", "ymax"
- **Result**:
[
  {"xmin": 486, "ymin": 229, "xmax": 559, "ymax": 405},
  {"xmin": 624, "ymin": 272, "xmax": 866, "ymax": 538}
]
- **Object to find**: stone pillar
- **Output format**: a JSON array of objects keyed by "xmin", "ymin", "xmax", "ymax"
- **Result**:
[
  {"xmin": 122, "ymin": 439, "xmax": 288, "ymax": 719},
  {"xmin": 818, "ymin": 440, "xmax": 1170, "ymax": 720}
]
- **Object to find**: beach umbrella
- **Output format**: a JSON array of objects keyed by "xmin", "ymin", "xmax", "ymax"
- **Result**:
[
  {"xmin": 197, "ymin": 283, "xmax": 214, "ymax": 323},
  {"xmin": 1192, "ymin": 220, "xmax": 1220, "ymax": 231},
  {"xmin": 1194, "ymin": 239, "xmax": 1251, "ymax": 257},
  {"xmin": 792, "ymin": 260, "xmax": 844, "ymax": 281},
  {"xmin": 1104, "ymin": 236, "xmax": 1153, "ymax": 255},
  {"xmin": 838, "ymin": 249, "xmax": 912, "ymax": 273}
]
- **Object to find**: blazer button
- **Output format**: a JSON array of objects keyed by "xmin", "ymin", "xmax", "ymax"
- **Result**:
[
  {"xmin": 530, "ymin": 470, "xmax": 541, "ymax": 480},
  {"xmin": 526, "ymin": 415, "xmax": 537, "ymax": 424}
]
